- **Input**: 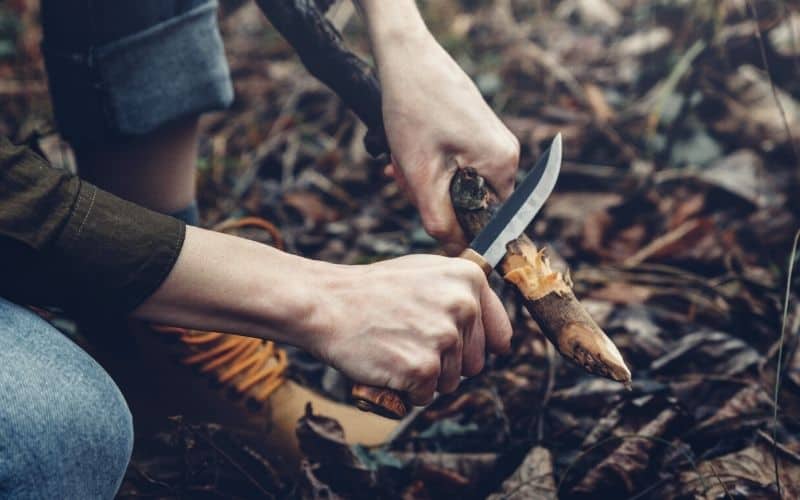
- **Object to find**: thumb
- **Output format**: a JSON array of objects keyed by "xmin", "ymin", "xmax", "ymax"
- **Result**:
[{"xmin": 416, "ymin": 173, "xmax": 467, "ymax": 255}]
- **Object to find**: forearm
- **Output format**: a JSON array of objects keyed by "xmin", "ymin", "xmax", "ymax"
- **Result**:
[
  {"xmin": 356, "ymin": 0, "xmax": 438, "ymax": 71},
  {"xmin": 133, "ymin": 226, "xmax": 331, "ymax": 353},
  {"xmin": 355, "ymin": 0, "xmax": 435, "ymax": 65}
]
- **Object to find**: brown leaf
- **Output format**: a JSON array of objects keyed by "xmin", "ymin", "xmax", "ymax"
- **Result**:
[
  {"xmin": 678, "ymin": 441, "xmax": 800, "ymax": 499},
  {"xmin": 584, "ymin": 83, "xmax": 615, "ymax": 124},
  {"xmin": 609, "ymin": 223, "xmax": 649, "ymax": 262},
  {"xmin": 651, "ymin": 330, "xmax": 760, "ymax": 377},
  {"xmin": 283, "ymin": 191, "xmax": 340, "ymax": 226},
  {"xmin": 487, "ymin": 446, "xmax": 557, "ymax": 500},
  {"xmin": 299, "ymin": 460, "xmax": 347, "ymax": 500},
  {"xmin": 589, "ymin": 282, "xmax": 653, "ymax": 305},
  {"xmin": 700, "ymin": 150, "xmax": 771, "ymax": 208},
  {"xmin": 393, "ymin": 452, "xmax": 498, "ymax": 488},
  {"xmin": 692, "ymin": 385, "xmax": 772, "ymax": 439},
  {"xmin": 623, "ymin": 218, "xmax": 714, "ymax": 266},
  {"xmin": 710, "ymin": 65, "xmax": 800, "ymax": 151},
  {"xmin": 295, "ymin": 404, "xmax": 374, "ymax": 497},
  {"xmin": 296, "ymin": 403, "xmax": 359, "ymax": 465},
  {"xmin": 581, "ymin": 210, "xmax": 614, "ymax": 258},
  {"xmin": 666, "ymin": 192, "xmax": 705, "ymax": 229},
  {"xmin": 573, "ymin": 408, "xmax": 680, "ymax": 495}
]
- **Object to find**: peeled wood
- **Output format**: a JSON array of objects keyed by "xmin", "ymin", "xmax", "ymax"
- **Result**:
[
  {"xmin": 452, "ymin": 168, "xmax": 632, "ymax": 385},
  {"xmin": 353, "ymin": 170, "xmax": 632, "ymax": 419}
]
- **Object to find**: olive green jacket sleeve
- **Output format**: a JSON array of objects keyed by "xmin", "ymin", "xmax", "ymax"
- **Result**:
[{"xmin": 0, "ymin": 136, "xmax": 185, "ymax": 319}]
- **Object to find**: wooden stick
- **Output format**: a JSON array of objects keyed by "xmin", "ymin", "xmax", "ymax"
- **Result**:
[
  {"xmin": 352, "ymin": 169, "xmax": 631, "ymax": 418},
  {"xmin": 452, "ymin": 169, "xmax": 632, "ymax": 386}
]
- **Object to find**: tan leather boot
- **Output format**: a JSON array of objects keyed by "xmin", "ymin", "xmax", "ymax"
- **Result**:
[{"xmin": 91, "ymin": 218, "xmax": 397, "ymax": 466}]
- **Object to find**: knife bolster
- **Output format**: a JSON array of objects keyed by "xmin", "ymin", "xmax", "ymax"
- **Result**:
[{"xmin": 459, "ymin": 248, "xmax": 493, "ymax": 276}]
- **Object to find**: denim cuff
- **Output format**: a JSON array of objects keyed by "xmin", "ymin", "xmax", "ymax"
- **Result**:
[{"xmin": 43, "ymin": 0, "xmax": 233, "ymax": 146}]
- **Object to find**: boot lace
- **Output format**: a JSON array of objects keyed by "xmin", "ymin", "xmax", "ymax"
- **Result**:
[{"xmin": 152, "ymin": 217, "xmax": 288, "ymax": 402}]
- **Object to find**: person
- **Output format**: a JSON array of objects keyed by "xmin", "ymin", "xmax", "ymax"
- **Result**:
[{"xmin": 0, "ymin": 0, "xmax": 520, "ymax": 497}]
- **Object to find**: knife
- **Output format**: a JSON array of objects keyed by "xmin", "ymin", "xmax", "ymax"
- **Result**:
[{"xmin": 352, "ymin": 133, "xmax": 563, "ymax": 419}]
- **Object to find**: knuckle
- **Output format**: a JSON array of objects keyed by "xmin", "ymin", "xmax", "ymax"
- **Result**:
[
  {"xmin": 460, "ymin": 298, "xmax": 479, "ymax": 321},
  {"xmin": 508, "ymin": 136, "xmax": 521, "ymax": 160},
  {"xmin": 409, "ymin": 356, "xmax": 440, "ymax": 381},
  {"xmin": 437, "ymin": 328, "xmax": 460, "ymax": 351},
  {"xmin": 467, "ymin": 262, "xmax": 486, "ymax": 283},
  {"xmin": 500, "ymin": 136, "xmax": 520, "ymax": 165},
  {"xmin": 454, "ymin": 258, "xmax": 484, "ymax": 283}
]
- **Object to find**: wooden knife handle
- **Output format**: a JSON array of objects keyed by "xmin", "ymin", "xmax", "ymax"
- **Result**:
[{"xmin": 351, "ymin": 248, "xmax": 492, "ymax": 419}]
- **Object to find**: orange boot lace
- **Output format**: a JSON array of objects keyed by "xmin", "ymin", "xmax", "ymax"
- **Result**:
[{"xmin": 151, "ymin": 217, "xmax": 289, "ymax": 403}]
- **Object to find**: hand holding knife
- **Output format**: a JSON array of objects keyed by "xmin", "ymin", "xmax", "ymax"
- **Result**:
[{"xmin": 352, "ymin": 134, "xmax": 632, "ymax": 419}]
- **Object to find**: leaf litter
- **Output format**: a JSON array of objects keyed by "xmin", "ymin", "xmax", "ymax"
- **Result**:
[{"xmin": 2, "ymin": 0, "xmax": 800, "ymax": 498}]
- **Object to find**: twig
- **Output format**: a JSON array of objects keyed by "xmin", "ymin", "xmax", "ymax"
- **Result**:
[
  {"xmin": 255, "ymin": 0, "xmax": 388, "ymax": 157},
  {"xmin": 744, "ymin": 0, "xmax": 800, "ymax": 167},
  {"xmin": 645, "ymin": 39, "xmax": 706, "ymax": 134},
  {"xmin": 189, "ymin": 426, "xmax": 277, "ymax": 499},
  {"xmin": 772, "ymin": 228, "xmax": 800, "ymax": 497},
  {"xmin": 743, "ymin": 1, "xmax": 800, "ymax": 495}
]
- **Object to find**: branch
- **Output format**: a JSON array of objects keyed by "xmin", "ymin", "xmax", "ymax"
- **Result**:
[
  {"xmin": 451, "ymin": 169, "xmax": 632, "ymax": 385},
  {"xmin": 255, "ymin": 0, "xmax": 389, "ymax": 157}
]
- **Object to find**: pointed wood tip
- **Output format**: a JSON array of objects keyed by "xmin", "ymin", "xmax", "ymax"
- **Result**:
[{"xmin": 561, "ymin": 322, "xmax": 632, "ymax": 385}]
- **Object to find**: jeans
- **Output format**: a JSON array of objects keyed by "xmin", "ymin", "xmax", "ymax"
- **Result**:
[
  {"xmin": 41, "ymin": 0, "xmax": 233, "ymax": 147},
  {"xmin": 0, "ymin": 298, "xmax": 133, "ymax": 499}
]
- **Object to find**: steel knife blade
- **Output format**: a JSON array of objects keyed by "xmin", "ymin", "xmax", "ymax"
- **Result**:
[
  {"xmin": 469, "ymin": 133, "xmax": 562, "ymax": 268},
  {"xmin": 351, "ymin": 133, "xmax": 563, "ymax": 419}
]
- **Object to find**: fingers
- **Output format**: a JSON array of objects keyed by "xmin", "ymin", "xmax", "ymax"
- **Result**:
[
  {"xmin": 468, "ymin": 134, "xmax": 520, "ymax": 201},
  {"xmin": 390, "ymin": 157, "xmax": 468, "ymax": 254},
  {"xmin": 411, "ymin": 284, "xmax": 506, "ymax": 402},
  {"xmin": 406, "ymin": 354, "xmax": 440, "ymax": 406},
  {"xmin": 462, "ymin": 308, "xmax": 486, "ymax": 377},
  {"xmin": 384, "ymin": 163, "xmax": 411, "ymax": 199},
  {"xmin": 417, "ymin": 176, "xmax": 467, "ymax": 255},
  {"xmin": 373, "ymin": 256, "xmax": 510, "ymax": 407},
  {"xmin": 438, "ymin": 342, "xmax": 462, "ymax": 394},
  {"xmin": 480, "ymin": 280, "xmax": 512, "ymax": 354}
]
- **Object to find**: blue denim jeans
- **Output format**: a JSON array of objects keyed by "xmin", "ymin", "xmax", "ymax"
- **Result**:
[
  {"xmin": 0, "ymin": 298, "xmax": 133, "ymax": 499},
  {"xmin": 41, "ymin": 0, "xmax": 233, "ymax": 147}
]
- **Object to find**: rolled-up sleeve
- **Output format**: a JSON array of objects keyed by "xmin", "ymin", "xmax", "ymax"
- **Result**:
[{"xmin": 0, "ymin": 137, "xmax": 185, "ymax": 319}]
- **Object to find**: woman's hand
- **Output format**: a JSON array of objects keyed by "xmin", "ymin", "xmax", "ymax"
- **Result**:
[
  {"xmin": 311, "ymin": 255, "xmax": 512, "ymax": 405},
  {"xmin": 358, "ymin": 0, "xmax": 520, "ymax": 253}
]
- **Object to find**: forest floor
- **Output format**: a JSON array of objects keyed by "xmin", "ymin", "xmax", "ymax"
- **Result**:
[{"xmin": 2, "ymin": 0, "xmax": 800, "ymax": 498}]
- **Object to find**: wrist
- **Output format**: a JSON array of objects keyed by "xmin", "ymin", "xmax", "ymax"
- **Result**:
[
  {"xmin": 135, "ymin": 227, "xmax": 339, "ymax": 354},
  {"xmin": 357, "ymin": 0, "xmax": 434, "ymax": 61},
  {"xmin": 276, "ymin": 259, "xmax": 350, "ymax": 358},
  {"xmin": 251, "ymin": 253, "xmax": 334, "ymax": 354}
]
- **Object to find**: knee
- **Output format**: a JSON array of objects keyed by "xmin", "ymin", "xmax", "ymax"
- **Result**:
[{"xmin": 0, "ymin": 346, "xmax": 134, "ymax": 499}]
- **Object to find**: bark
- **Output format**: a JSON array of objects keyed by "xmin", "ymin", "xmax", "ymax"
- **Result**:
[
  {"xmin": 353, "ymin": 170, "xmax": 631, "ymax": 418},
  {"xmin": 254, "ymin": 0, "xmax": 389, "ymax": 157},
  {"xmin": 452, "ymin": 169, "xmax": 632, "ymax": 385}
]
